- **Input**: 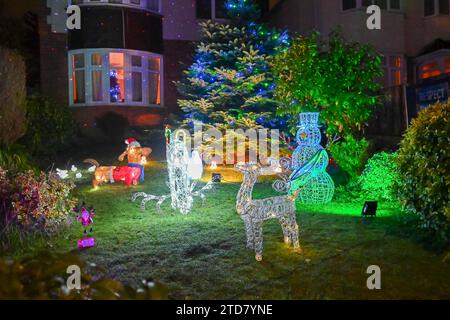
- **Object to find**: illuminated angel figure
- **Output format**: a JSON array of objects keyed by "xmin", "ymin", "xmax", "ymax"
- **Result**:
[{"xmin": 132, "ymin": 130, "xmax": 214, "ymax": 214}]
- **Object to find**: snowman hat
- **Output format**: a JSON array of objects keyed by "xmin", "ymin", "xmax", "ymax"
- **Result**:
[
  {"xmin": 125, "ymin": 138, "xmax": 141, "ymax": 148},
  {"xmin": 298, "ymin": 113, "xmax": 319, "ymax": 127}
]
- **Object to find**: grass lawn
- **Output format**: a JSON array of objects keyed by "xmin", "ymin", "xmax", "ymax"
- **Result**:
[{"xmin": 6, "ymin": 144, "xmax": 450, "ymax": 300}]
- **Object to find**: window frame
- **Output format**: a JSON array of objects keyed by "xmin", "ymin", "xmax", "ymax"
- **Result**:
[
  {"xmin": 69, "ymin": 0, "xmax": 162, "ymax": 14},
  {"xmin": 424, "ymin": 0, "xmax": 450, "ymax": 17},
  {"xmin": 68, "ymin": 48, "xmax": 164, "ymax": 108},
  {"xmin": 196, "ymin": 0, "xmax": 229, "ymax": 20},
  {"xmin": 342, "ymin": 0, "xmax": 402, "ymax": 12}
]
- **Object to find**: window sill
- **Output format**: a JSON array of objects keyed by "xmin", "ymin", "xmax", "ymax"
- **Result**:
[
  {"xmin": 340, "ymin": 7, "xmax": 403, "ymax": 14},
  {"xmin": 196, "ymin": 18, "xmax": 229, "ymax": 22},
  {"xmin": 70, "ymin": 103, "xmax": 164, "ymax": 108},
  {"xmin": 423, "ymin": 14, "xmax": 450, "ymax": 19}
]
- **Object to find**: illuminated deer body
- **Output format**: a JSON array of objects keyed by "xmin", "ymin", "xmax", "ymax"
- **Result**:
[{"xmin": 236, "ymin": 163, "xmax": 302, "ymax": 261}]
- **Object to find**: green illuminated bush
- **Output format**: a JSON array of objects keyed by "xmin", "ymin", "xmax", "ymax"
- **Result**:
[
  {"xmin": 329, "ymin": 135, "xmax": 370, "ymax": 181},
  {"xmin": 272, "ymin": 30, "xmax": 382, "ymax": 137},
  {"xmin": 358, "ymin": 152, "xmax": 399, "ymax": 203},
  {"xmin": 0, "ymin": 251, "xmax": 168, "ymax": 300},
  {"xmin": 397, "ymin": 102, "xmax": 450, "ymax": 244}
]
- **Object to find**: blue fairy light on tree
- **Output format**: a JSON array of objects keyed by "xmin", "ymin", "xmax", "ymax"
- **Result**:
[
  {"xmin": 110, "ymin": 70, "xmax": 122, "ymax": 102},
  {"xmin": 177, "ymin": 0, "xmax": 290, "ymax": 134}
]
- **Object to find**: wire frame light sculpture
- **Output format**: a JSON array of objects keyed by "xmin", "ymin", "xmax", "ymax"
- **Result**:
[
  {"xmin": 132, "ymin": 130, "xmax": 214, "ymax": 214},
  {"xmin": 273, "ymin": 113, "xmax": 334, "ymax": 204},
  {"xmin": 235, "ymin": 163, "xmax": 302, "ymax": 261},
  {"xmin": 272, "ymin": 157, "xmax": 293, "ymax": 193},
  {"xmin": 283, "ymin": 113, "xmax": 334, "ymax": 204}
]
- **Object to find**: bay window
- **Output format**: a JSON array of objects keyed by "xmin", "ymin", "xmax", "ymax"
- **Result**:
[{"xmin": 69, "ymin": 49, "xmax": 163, "ymax": 107}]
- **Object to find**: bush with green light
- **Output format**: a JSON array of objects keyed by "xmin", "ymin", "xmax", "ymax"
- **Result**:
[
  {"xmin": 397, "ymin": 102, "xmax": 450, "ymax": 244},
  {"xmin": 358, "ymin": 152, "xmax": 399, "ymax": 203}
]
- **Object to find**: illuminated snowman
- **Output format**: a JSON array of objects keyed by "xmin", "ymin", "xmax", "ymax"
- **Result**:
[{"xmin": 292, "ymin": 113, "xmax": 334, "ymax": 204}]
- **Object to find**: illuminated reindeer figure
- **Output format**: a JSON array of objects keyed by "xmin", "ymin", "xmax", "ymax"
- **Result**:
[{"xmin": 235, "ymin": 162, "xmax": 303, "ymax": 261}]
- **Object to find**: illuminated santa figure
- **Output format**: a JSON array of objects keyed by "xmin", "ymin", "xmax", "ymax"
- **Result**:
[{"xmin": 119, "ymin": 138, "xmax": 152, "ymax": 183}]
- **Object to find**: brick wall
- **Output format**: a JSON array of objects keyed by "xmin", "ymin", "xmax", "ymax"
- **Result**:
[
  {"xmin": 72, "ymin": 106, "xmax": 163, "ymax": 128},
  {"xmin": 37, "ymin": 0, "xmax": 68, "ymax": 107},
  {"xmin": 365, "ymin": 86, "xmax": 409, "ymax": 150},
  {"xmin": 163, "ymin": 40, "xmax": 194, "ymax": 115}
]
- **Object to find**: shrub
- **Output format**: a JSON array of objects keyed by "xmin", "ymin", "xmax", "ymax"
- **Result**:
[
  {"xmin": 21, "ymin": 94, "xmax": 77, "ymax": 157},
  {"xmin": 0, "ymin": 167, "xmax": 77, "ymax": 236},
  {"xmin": 0, "ymin": 168, "xmax": 15, "ymax": 234},
  {"xmin": 358, "ymin": 152, "xmax": 399, "ymax": 203},
  {"xmin": 0, "ymin": 250, "xmax": 168, "ymax": 300},
  {"xmin": 0, "ymin": 143, "xmax": 35, "ymax": 173},
  {"xmin": 0, "ymin": 47, "xmax": 27, "ymax": 144},
  {"xmin": 329, "ymin": 135, "xmax": 370, "ymax": 181},
  {"xmin": 96, "ymin": 112, "xmax": 129, "ymax": 141},
  {"xmin": 397, "ymin": 102, "xmax": 450, "ymax": 244}
]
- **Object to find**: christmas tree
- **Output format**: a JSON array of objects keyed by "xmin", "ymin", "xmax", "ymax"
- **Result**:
[{"xmin": 177, "ymin": 0, "xmax": 289, "ymax": 138}]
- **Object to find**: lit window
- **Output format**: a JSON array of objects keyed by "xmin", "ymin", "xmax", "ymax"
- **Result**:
[
  {"xmin": 91, "ymin": 53, "xmax": 102, "ymax": 102},
  {"xmin": 131, "ymin": 55, "xmax": 143, "ymax": 102},
  {"xmin": 72, "ymin": 54, "xmax": 85, "ymax": 104},
  {"xmin": 390, "ymin": 56, "xmax": 402, "ymax": 86},
  {"xmin": 422, "ymin": 62, "xmax": 442, "ymax": 79},
  {"xmin": 380, "ymin": 55, "xmax": 403, "ymax": 87},
  {"xmin": 68, "ymin": 49, "xmax": 163, "ymax": 106},
  {"xmin": 149, "ymin": 57, "xmax": 161, "ymax": 105},
  {"xmin": 109, "ymin": 52, "xmax": 125, "ymax": 103},
  {"xmin": 445, "ymin": 58, "xmax": 450, "ymax": 73}
]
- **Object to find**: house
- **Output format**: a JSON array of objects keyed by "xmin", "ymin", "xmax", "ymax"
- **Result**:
[
  {"xmin": 268, "ymin": 0, "xmax": 450, "ymax": 141},
  {"xmin": 37, "ymin": 0, "xmax": 273, "ymax": 131}
]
